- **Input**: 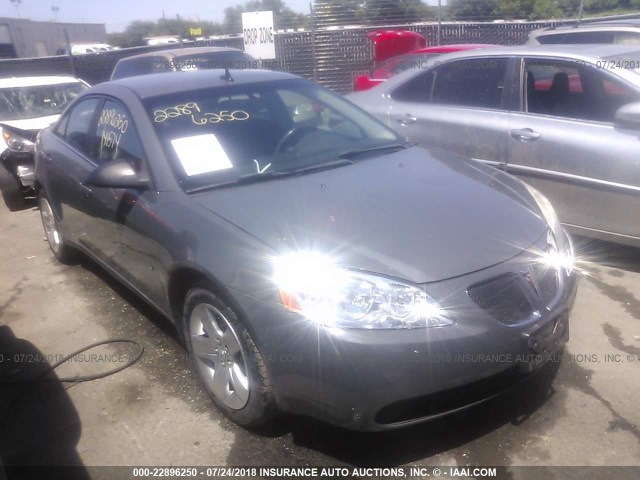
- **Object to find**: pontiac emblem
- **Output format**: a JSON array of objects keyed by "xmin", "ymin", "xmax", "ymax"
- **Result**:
[{"xmin": 523, "ymin": 266, "xmax": 540, "ymax": 297}]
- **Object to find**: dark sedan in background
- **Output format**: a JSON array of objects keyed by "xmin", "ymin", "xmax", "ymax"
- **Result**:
[{"xmin": 34, "ymin": 69, "xmax": 576, "ymax": 430}]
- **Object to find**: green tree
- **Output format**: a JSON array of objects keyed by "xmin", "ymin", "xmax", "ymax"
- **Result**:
[
  {"xmin": 448, "ymin": 0, "xmax": 500, "ymax": 20},
  {"xmin": 360, "ymin": 0, "xmax": 433, "ymax": 23},
  {"xmin": 497, "ymin": 0, "xmax": 563, "ymax": 19},
  {"xmin": 107, "ymin": 18, "xmax": 225, "ymax": 47}
]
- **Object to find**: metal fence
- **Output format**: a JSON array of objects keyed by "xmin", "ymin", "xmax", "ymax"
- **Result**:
[{"xmin": 1, "ymin": 9, "xmax": 639, "ymax": 94}]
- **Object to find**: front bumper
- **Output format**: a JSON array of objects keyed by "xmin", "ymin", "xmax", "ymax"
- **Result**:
[{"xmin": 231, "ymin": 244, "xmax": 578, "ymax": 431}]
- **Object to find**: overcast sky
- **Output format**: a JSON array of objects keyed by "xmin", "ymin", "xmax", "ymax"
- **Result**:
[{"xmin": 0, "ymin": 0, "xmax": 443, "ymax": 33}]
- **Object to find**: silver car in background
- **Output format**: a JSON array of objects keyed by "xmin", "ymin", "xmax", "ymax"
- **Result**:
[
  {"xmin": 348, "ymin": 45, "xmax": 640, "ymax": 247},
  {"xmin": 526, "ymin": 20, "xmax": 640, "ymax": 45}
]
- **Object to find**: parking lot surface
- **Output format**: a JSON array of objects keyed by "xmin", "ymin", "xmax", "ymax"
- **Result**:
[{"xmin": 0, "ymin": 177, "xmax": 639, "ymax": 473}]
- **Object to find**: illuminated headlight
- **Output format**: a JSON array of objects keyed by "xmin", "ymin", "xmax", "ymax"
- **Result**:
[
  {"xmin": 2, "ymin": 129, "xmax": 35, "ymax": 153},
  {"xmin": 539, "ymin": 230, "xmax": 574, "ymax": 276},
  {"xmin": 273, "ymin": 252, "xmax": 453, "ymax": 329},
  {"xmin": 525, "ymin": 182, "xmax": 575, "ymax": 275}
]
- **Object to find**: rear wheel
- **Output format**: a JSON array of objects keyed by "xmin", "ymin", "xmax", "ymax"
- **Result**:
[
  {"xmin": 39, "ymin": 190, "xmax": 78, "ymax": 264},
  {"xmin": 184, "ymin": 285, "xmax": 276, "ymax": 427}
]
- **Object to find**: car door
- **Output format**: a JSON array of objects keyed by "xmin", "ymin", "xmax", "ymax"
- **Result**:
[
  {"xmin": 387, "ymin": 56, "xmax": 512, "ymax": 167},
  {"xmin": 505, "ymin": 57, "xmax": 640, "ymax": 239},
  {"xmin": 43, "ymin": 97, "xmax": 102, "ymax": 244},
  {"xmin": 85, "ymin": 98, "xmax": 168, "ymax": 307}
]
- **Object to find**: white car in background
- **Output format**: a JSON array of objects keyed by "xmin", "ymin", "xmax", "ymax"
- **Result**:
[{"xmin": 0, "ymin": 75, "xmax": 89, "ymax": 206}]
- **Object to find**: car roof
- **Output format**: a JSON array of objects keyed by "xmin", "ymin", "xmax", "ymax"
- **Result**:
[
  {"xmin": 418, "ymin": 44, "xmax": 640, "ymax": 62},
  {"xmin": 548, "ymin": 19, "xmax": 640, "ymax": 30},
  {"xmin": 95, "ymin": 69, "xmax": 300, "ymax": 99},
  {"xmin": 411, "ymin": 44, "xmax": 499, "ymax": 54},
  {"xmin": 0, "ymin": 76, "xmax": 83, "ymax": 88},
  {"xmin": 117, "ymin": 46, "xmax": 243, "ymax": 62}
]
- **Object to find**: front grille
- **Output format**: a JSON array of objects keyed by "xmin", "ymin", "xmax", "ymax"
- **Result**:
[
  {"xmin": 468, "ymin": 262, "xmax": 561, "ymax": 326},
  {"xmin": 467, "ymin": 273, "xmax": 535, "ymax": 325}
]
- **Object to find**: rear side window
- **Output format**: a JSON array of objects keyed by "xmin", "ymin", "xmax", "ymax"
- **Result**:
[
  {"xmin": 431, "ymin": 58, "xmax": 508, "ymax": 109},
  {"xmin": 64, "ymin": 98, "xmax": 100, "ymax": 155}
]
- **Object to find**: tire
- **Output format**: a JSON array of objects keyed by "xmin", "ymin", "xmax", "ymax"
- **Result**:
[
  {"xmin": 183, "ymin": 284, "xmax": 277, "ymax": 427},
  {"xmin": 38, "ymin": 190, "xmax": 78, "ymax": 265},
  {"xmin": 0, "ymin": 167, "xmax": 26, "ymax": 212}
]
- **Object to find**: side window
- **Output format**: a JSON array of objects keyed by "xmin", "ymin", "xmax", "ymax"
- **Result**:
[
  {"xmin": 390, "ymin": 71, "xmax": 434, "ymax": 103},
  {"xmin": 64, "ymin": 98, "xmax": 100, "ymax": 155},
  {"xmin": 431, "ymin": 58, "xmax": 508, "ymax": 110},
  {"xmin": 537, "ymin": 31, "xmax": 614, "ymax": 44},
  {"xmin": 614, "ymin": 32, "xmax": 640, "ymax": 45},
  {"xmin": 93, "ymin": 100, "xmax": 145, "ymax": 171}
]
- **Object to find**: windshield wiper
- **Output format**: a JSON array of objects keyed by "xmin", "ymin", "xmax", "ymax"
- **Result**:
[
  {"xmin": 187, "ymin": 171, "xmax": 286, "ymax": 193},
  {"xmin": 338, "ymin": 142, "xmax": 412, "ymax": 160},
  {"xmin": 187, "ymin": 158, "xmax": 354, "ymax": 193}
]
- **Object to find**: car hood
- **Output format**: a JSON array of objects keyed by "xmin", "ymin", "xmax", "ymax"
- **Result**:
[
  {"xmin": 193, "ymin": 147, "xmax": 547, "ymax": 283},
  {"xmin": 0, "ymin": 114, "xmax": 60, "ymax": 131}
]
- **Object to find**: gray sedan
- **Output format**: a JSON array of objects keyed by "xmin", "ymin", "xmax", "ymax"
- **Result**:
[
  {"xmin": 348, "ymin": 45, "xmax": 640, "ymax": 248},
  {"xmin": 35, "ymin": 69, "xmax": 577, "ymax": 431}
]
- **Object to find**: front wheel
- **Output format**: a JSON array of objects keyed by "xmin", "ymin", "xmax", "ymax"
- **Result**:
[
  {"xmin": 39, "ymin": 190, "xmax": 78, "ymax": 265},
  {"xmin": 184, "ymin": 285, "xmax": 277, "ymax": 427}
]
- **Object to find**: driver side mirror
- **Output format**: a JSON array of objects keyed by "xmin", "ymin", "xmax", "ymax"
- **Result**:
[
  {"xmin": 85, "ymin": 158, "xmax": 149, "ymax": 190},
  {"xmin": 614, "ymin": 101, "xmax": 640, "ymax": 129}
]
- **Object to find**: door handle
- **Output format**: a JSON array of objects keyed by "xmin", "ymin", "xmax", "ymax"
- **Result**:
[
  {"xmin": 396, "ymin": 114, "xmax": 417, "ymax": 126},
  {"xmin": 510, "ymin": 128, "xmax": 541, "ymax": 142},
  {"xmin": 79, "ymin": 183, "xmax": 92, "ymax": 199}
]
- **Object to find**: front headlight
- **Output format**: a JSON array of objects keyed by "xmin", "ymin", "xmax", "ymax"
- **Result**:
[
  {"xmin": 524, "ymin": 183, "xmax": 561, "ymax": 235},
  {"xmin": 273, "ymin": 251, "xmax": 453, "ymax": 329},
  {"xmin": 524, "ymin": 184, "xmax": 574, "ymax": 275},
  {"xmin": 2, "ymin": 129, "xmax": 35, "ymax": 153}
]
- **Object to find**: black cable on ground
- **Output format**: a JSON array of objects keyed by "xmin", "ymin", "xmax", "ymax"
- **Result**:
[{"xmin": 2, "ymin": 339, "xmax": 145, "ymax": 384}]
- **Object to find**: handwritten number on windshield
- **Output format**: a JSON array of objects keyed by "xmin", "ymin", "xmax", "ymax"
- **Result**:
[
  {"xmin": 154, "ymin": 102, "xmax": 201, "ymax": 122},
  {"xmin": 191, "ymin": 110, "xmax": 250, "ymax": 125}
]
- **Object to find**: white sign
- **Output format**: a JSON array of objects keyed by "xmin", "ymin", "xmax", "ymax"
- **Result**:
[
  {"xmin": 171, "ymin": 134, "xmax": 233, "ymax": 176},
  {"xmin": 242, "ymin": 11, "xmax": 276, "ymax": 60}
]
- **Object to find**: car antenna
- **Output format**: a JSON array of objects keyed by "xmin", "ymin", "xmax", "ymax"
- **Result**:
[{"xmin": 221, "ymin": 67, "xmax": 234, "ymax": 82}]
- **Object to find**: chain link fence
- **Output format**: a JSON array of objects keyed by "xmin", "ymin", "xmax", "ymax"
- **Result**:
[{"xmin": 1, "ymin": 3, "xmax": 639, "ymax": 94}]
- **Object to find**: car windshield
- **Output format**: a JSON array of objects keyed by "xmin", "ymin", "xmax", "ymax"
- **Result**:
[
  {"xmin": 0, "ymin": 82, "xmax": 87, "ymax": 121},
  {"xmin": 145, "ymin": 78, "xmax": 401, "ymax": 191}
]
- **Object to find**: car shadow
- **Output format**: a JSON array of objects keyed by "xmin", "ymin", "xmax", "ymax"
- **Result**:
[{"xmin": 0, "ymin": 326, "xmax": 90, "ymax": 479}]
